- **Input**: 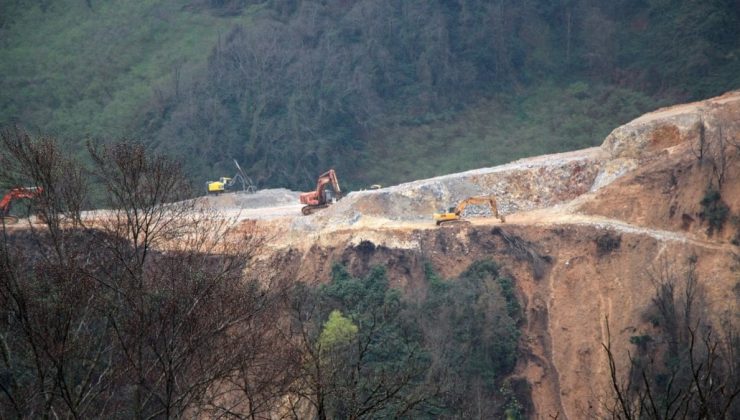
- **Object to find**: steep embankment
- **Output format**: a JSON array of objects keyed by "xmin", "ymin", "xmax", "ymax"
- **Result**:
[{"xmin": 230, "ymin": 91, "xmax": 740, "ymax": 418}]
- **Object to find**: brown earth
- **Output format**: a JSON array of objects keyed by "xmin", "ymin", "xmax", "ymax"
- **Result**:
[{"xmin": 227, "ymin": 91, "xmax": 740, "ymax": 419}]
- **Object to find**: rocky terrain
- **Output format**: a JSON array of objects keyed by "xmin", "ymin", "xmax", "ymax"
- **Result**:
[{"xmin": 210, "ymin": 91, "xmax": 740, "ymax": 418}]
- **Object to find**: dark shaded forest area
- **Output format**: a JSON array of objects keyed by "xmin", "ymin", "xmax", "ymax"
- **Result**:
[{"xmin": 2, "ymin": 0, "xmax": 740, "ymax": 190}]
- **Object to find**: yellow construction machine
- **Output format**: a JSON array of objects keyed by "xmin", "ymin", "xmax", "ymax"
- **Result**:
[
  {"xmin": 433, "ymin": 196, "xmax": 505, "ymax": 226},
  {"xmin": 207, "ymin": 177, "xmax": 233, "ymax": 194},
  {"xmin": 206, "ymin": 160, "xmax": 256, "ymax": 194}
]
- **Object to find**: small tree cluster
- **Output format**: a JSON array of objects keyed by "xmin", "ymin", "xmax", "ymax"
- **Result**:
[
  {"xmin": 420, "ymin": 260, "xmax": 526, "ymax": 418},
  {"xmin": 699, "ymin": 186, "xmax": 730, "ymax": 236},
  {"xmin": 692, "ymin": 119, "xmax": 736, "ymax": 190},
  {"xmin": 692, "ymin": 119, "xmax": 738, "ymax": 238},
  {"xmin": 287, "ymin": 266, "xmax": 431, "ymax": 419}
]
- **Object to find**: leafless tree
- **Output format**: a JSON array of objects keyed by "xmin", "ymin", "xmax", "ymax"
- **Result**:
[
  {"xmin": 0, "ymin": 128, "xmax": 112, "ymax": 418},
  {"xmin": 691, "ymin": 120, "xmax": 736, "ymax": 191},
  {"xmin": 1, "ymin": 133, "xmax": 290, "ymax": 419},
  {"xmin": 85, "ymin": 140, "xmax": 293, "ymax": 419},
  {"xmin": 602, "ymin": 257, "xmax": 740, "ymax": 419},
  {"xmin": 705, "ymin": 125, "xmax": 733, "ymax": 191},
  {"xmin": 0, "ymin": 126, "xmax": 86, "ymax": 231},
  {"xmin": 691, "ymin": 118, "xmax": 707, "ymax": 164}
]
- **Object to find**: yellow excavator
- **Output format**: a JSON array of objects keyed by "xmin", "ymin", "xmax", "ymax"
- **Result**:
[
  {"xmin": 433, "ymin": 196, "xmax": 505, "ymax": 226},
  {"xmin": 206, "ymin": 160, "xmax": 256, "ymax": 194}
]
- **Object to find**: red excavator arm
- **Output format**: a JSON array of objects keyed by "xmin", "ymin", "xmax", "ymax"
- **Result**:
[
  {"xmin": 1, "ymin": 187, "xmax": 43, "ymax": 223},
  {"xmin": 299, "ymin": 169, "xmax": 342, "ymax": 215}
]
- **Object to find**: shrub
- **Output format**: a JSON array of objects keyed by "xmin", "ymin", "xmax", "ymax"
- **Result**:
[
  {"xmin": 595, "ymin": 232, "xmax": 622, "ymax": 256},
  {"xmin": 629, "ymin": 334, "xmax": 653, "ymax": 351},
  {"xmin": 699, "ymin": 186, "xmax": 730, "ymax": 235}
]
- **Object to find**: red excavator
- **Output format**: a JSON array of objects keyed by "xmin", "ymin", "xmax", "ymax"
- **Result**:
[
  {"xmin": 299, "ymin": 169, "xmax": 342, "ymax": 215},
  {"xmin": 1, "ymin": 187, "xmax": 43, "ymax": 225}
]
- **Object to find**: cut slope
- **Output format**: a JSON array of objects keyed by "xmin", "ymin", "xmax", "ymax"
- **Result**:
[{"xmin": 235, "ymin": 90, "xmax": 739, "ymax": 419}]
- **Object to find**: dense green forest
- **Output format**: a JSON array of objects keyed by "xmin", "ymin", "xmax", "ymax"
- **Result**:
[
  {"xmin": 2, "ymin": 0, "xmax": 739, "ymax": 191},
  {"xmin": 288, "ymin": 261, "xmax": 526, "ymax": 418}
]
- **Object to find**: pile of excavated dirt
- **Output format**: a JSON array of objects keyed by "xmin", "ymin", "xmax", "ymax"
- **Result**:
[
  {"xmin": 291, "ymin": 147, "xmax": 606, "ymax": 231},
  {"xmin": 289, "ymin": 90, "xmax": 740, "ymax": 236},
  {"xmin": 197, "ymin": 188, "xmax": 301, "ymax": 210},
  {"xmin": 578, "ymin": 90, "xmax": 740, "ymax": 243},
  {"xmin": 193, "ymin": 188, "xmax": 305, "ymax": 221}
]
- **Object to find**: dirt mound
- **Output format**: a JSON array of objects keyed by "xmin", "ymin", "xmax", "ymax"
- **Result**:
[
  {"xmin": 625, "ymin": 91, "xmax": 740, "ymax": 155},
  {"xmin": 286, "ymin": 91, "xmax": 740, "ymax": 239},
  {"xmin": 197, "ymin": 188, "xmax": 301, "ymax": 210},
  {"xmin": 292, "ymin": 148, "xmax": 605, "ymax": 231},
  {"xmin": 579, "ymin": 90, "xmax": 740, "ymax": 243}
]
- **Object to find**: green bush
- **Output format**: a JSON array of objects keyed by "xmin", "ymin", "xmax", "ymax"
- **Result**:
[
  {"xmin": 596, "ymin": 232, "xmax": 622, "ymax": 256},
  {"xmin": 297, "ymin": 260, "xmax": 527, "ymax": 417},
  {"xmin": 699, "ymin": 186, "xmax": 730, "ymax": 235}
]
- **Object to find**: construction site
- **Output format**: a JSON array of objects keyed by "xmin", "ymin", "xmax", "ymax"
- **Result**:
[
  {"xmin": 2, "ymin": 91, "xmax": 739, "ymax": 419},
  {"xmin": 207, "ymin": 91, "xmax": 740, "ymax": 417}
]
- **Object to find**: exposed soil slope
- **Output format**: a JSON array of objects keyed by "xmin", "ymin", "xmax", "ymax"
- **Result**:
[{"xmin": 225, "ymin": 91, "xmax": 740, "ymax": 419}]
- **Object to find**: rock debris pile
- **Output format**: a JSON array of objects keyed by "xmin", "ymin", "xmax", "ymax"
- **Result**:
[
  {"xmin": 294, "ymin": 148, "xmax": 604, "ymax": 230},
  {"xmin": 198, "ymin": 188, "xmax": 301, "ymax": 211}
]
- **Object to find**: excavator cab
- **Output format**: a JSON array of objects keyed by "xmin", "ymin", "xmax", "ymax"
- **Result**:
[
  {"xmin": 323, "ymin": 188, "xmax": 338, "ymax": 204},
  {"xmin": 207, "ymin": 177, "xmax": 232, "ymax": 194}
]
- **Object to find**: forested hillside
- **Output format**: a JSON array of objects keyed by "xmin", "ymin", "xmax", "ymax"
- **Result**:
[{"xmin": 2, "ymin": 0, "xmax": 739, "ymax": 190}]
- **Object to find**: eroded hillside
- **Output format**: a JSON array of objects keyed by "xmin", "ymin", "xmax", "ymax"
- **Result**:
[{"xmin": 223, "ymin": 91, "xmax": 740, "ymax": 418}]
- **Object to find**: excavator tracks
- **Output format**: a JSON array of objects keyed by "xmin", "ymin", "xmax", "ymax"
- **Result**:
[
  {"xmin": 436, "ymin": 219, "xmax": 471, "ymax": 227},
  {"xmin": 1, "ymin": 216, "xmax": 19, "ymax": 225},
  {"xmin": 301, "ymin": 204, "xmax": 329, "ymax": 216}
]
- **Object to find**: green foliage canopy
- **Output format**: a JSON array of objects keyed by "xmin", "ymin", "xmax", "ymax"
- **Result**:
[
  {"xmin": 2, "ymin": 0, "xmax": 739, "ymax": 191},
  {"xmin": 296, "ymin": 260, "xmax": 526, "ymax": 418}
]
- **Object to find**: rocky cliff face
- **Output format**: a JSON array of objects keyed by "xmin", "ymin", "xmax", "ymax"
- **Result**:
[{"xmin": 237, "ymin": 91, "xmax": 740, "ymax": 418}]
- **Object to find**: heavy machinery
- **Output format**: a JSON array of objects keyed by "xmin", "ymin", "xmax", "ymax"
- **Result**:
[
  {"xmin": 206, "ymin": 160, "xmax": 256, "ymax": 194},
  {"xmin": 299, "ymin": 169, "xmax": 342, "ymax": 215},
  {"xmin": 1, "ymin": 187, "xmax": 43, "ymax": 225},
  {"xmin": 433, "ymin": 195, "xmax": 505, "ymax": 226}
]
